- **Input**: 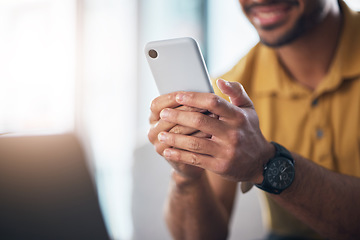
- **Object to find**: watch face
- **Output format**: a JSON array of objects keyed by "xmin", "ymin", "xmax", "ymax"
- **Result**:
[{"xmin": 266, "ymin": 157, "xmax": 295, "ymax": 190}]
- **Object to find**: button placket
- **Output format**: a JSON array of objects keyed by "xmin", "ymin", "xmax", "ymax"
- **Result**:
[
  {"xmin": 310, "ymin": 95, "xmax": 333, "ymax": 167},
  {"xmin": 310, "ymin": 97, "xmax": 324, "ymax": 139},
  {"xmin": 310, "ymin": 97, "xmax": 322, "ymax": 140}
]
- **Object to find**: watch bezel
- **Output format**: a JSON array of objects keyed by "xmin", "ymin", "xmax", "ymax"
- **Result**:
[
  {"xmin": 255, "ymin": 142, "xmax": 295, "ymax": 195},
  {"xmin": 263, "ymin": 157, "xmax": 295, "ymax": 192}
]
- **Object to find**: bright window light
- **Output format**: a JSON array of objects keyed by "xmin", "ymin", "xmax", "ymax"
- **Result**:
[
  {"xmin": 0, "ymin": 0, "xmax": 76, "ymax": 134},
  {"xmin": 345, "ymin": 0, "xmax": 360, "ymax": 11}
]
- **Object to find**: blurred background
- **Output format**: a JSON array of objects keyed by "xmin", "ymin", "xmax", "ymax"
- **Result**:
[{"xmin": 0, "ymin": 0, "xmax": 359, "ymax": 239}]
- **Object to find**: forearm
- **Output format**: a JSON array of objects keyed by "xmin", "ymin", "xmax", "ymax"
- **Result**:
[
  {"xmin": 165, "ymin": 171, "xmax": 230, "ymax": 240},
  {"xmin": 272, "ymin": 153, "xmax": 360, "ymax": 239}
]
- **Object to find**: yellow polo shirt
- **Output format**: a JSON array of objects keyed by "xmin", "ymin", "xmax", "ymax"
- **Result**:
[{"xmin": 212, "ymin": 1, "xmax": 360, "ymax": 238}]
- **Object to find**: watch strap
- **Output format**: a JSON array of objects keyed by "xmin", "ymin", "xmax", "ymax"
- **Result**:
[{"xmin": 272, "ymin": 141, "xmax": 293, "ymax": 163}]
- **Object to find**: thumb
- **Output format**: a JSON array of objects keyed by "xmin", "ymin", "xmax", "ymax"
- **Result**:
[{"xmin": 216, "ymin": 79, "xmax": 253, "ymax": 108}]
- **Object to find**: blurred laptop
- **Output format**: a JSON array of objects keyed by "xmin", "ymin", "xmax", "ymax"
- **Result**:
[{"xmin": 0, "ymin": 133, "xmax": 110, "ymax": 240}]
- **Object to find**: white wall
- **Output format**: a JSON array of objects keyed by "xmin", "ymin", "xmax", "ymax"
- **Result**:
[
  {"xmin": 76, "ymin": 0, "xmax": 138, "ymax": 239},
  {"xmin": 207, "ymin": 0, "xmax": 259, "ymax": 77}
]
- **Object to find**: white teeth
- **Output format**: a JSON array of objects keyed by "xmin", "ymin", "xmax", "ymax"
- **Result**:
[{"xmin": 256, "ymin": 11, "xmax": 282, "ymax": 19}]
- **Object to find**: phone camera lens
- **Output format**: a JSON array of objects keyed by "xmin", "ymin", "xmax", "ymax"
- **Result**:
[{"xmin": 149, "ymin": 49, "xmax": 158, "ymax": 59}]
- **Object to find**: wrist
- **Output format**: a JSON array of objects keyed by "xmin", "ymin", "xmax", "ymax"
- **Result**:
[
  {"xmin": 253, "ymin": 141, "xmax": 276, "ymax": 185},
  {"xmin": 171, "ymin": 170, "xmax": 205, "ymax": 191}
]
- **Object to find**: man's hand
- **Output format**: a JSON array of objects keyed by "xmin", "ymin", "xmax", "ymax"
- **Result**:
[
  {"xmin": 148, "ymin": 92, "xmax": 214, "ymax": 180},
  {"xmin": 157, "ymin": 79, "xmax": 274, "ymax": 183}
]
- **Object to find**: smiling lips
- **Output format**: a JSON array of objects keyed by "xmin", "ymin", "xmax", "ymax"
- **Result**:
[{"xmin": 247, "ymin": 2, "xmax": 298, "ymax": 29}]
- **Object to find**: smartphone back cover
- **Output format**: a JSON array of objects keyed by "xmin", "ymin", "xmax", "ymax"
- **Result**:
[{"xmin": 145, "ymin": 37, "xmax": 213, "ymax": 95}]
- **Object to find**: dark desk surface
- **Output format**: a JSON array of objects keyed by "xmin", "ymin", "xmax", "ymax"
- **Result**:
[{"xmin": 0, "ymin": 133, "xmax": 110, "ymax": 240}]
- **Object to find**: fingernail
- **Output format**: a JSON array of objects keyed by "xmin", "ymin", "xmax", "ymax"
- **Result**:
[
  {"xmin": 160, "ymin": 109, "xmax": 169, "ymax": 119},
  {"xmin": 158, "ymin": 132, "xmax": 167, "ymax": 142},
  {"xmin": 164, "ymin": 149, "xmax": 171, "ymax": 157},
  {"xmin": 217, "ymin": 79, "xmax": 231, "ymax": 88}
]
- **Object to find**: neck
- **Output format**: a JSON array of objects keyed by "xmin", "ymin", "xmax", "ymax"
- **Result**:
[{"xmin": 276, "ymin": 3, "xmax": 343, "ymax": 90}]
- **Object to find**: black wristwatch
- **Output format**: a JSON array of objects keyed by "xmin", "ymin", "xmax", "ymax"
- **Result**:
[{"xmin": 255, "ymin": 142, "xmax": 295, "ymax": 194}]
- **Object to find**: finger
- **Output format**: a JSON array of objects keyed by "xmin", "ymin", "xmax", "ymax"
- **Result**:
[
  {"xmin": 160, "ymin": 108, "xmax": 230, "ymax": 138},
  {"xmin": 177, "ymin": 105, "xmax": 209, "ymax": 114},
  {"xmin": 191, "ymin": 131, "xmax": 212, "ymax": 138},
  {"xmin": 158, "ymin": 132, "xmax": 222, "ymax": 157},
  {"xmin": 148, "ymin": 120, "xmax": 175, "ymax": 144},
  {"xmin": 168, "ymin": 106, "xmax": 213, "ymax": 135},
  {"xmin": 150, "ymin": 96, "xmax": 208, "ymax": 124},
  {"xmin": 163, "ymin": 148, "xmax": 215, "ymax": 171},
  {"xmin": 216, "ymin": 79, "xmax": 254, "ymax": 108},
  {"xmin": 169, "ymin": 111, "xmax": 219, "ymax": 136},
  {"xmin": 149, "ymin": 120, "xmax": 206, "ymax": 153},
  {"xmin": 175, "ymin": 92, "xmax": 238, "ymax": 119},
  {"xmin": 153, "ymin": 119, "xmax": 176, "ymax": 132},
  {"xmin": 153, "ymin": 106, "xmax": 211, "ymax": 136},
  {"xmin": 149, "ymin": 117, "xmax": 208, "ymax": 145},
  {"xmin": 154, "ymin": 119, "xmax": 201, "ymax": 136},
  {"xmin": 150, "ymin": 92, "xmax": 181, "ymax": 123},
  {"xmin": 169, "ymin": 124, "xmax": 199, "ymax": 135}
]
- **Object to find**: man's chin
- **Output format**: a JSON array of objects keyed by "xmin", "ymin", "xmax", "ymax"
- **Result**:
[
  {"xmin": 258, "ymin": 21, "xmax": 305, "ymax": 48},
  {"xmin": 259, "ymin": 35, "xmax": 297, "ymax": 48}
]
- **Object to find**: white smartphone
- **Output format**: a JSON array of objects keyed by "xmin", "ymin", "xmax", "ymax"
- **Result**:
[{"xmin": 144, "ymin": 37, "xmax": 213, "ymax": 95}]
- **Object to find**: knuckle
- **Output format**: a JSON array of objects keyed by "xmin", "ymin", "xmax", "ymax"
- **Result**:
[
  {"xmin": 235, "ymin": 112, "xmax": 245, "ymax": 123},
  {"xmin": 168, "ymin": 92, "xmax": 178, "ymax": 100},
  {"xmin": 167, "ymin": 134, "xmax": 176, "ymax": 146},
  {"xmin": 188, "ymin": 138, "xmax": 201, "ymax": 151},
  {"xmin": 228, "ymin": 130, "xmax": 241, "ymax": 144},
  {"xmin": 170, "ymin": 150, "xmax": 181, "ymax": 162},
  {"xmin": 190, "ymin": 153, "xmax": 200, "ymax": 166},
  {"xmin": 208, "ymin": 95, "xmax": 221, "ymax": 109},
  {"xmin": 192, "ymin": 114, "xmax": 207, "ymax": 128},
  {"xmin": 186, "ymin": 92, "xmax": 195, "ymax": 100},
  {"xmin": 225, "ymin": 146, "xmax": 237, "ymax": 161},
  {"xmin": 233, "ymin": 81, "xmax": 242, "ymax": 90},
  {"xmin": 235, "ymin": 109, "xmax": 248, "ymax": 125}
]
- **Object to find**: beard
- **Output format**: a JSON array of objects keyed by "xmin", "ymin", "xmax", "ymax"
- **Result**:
[
  {"xmin": 259, "ymin": 15, "xmax": 308, "ymax": 47},
  {"xmin": 256, "ymin": 1, "xmax": 325, "ymax": 48}
]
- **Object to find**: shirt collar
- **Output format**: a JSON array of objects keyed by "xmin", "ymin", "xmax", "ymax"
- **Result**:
[{"xmin": 253, "ymin": 1, "xmax": 360, "ymax": 98}]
